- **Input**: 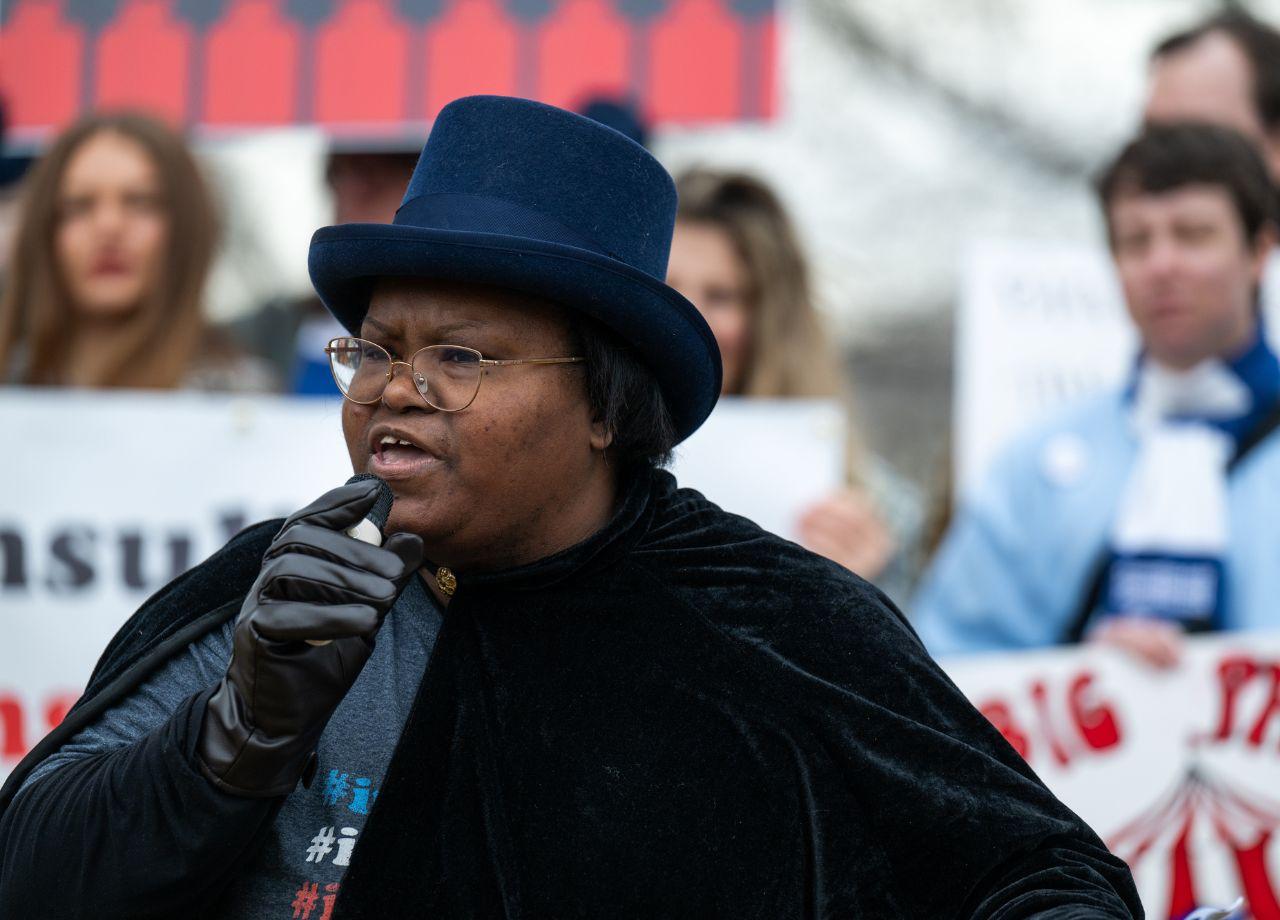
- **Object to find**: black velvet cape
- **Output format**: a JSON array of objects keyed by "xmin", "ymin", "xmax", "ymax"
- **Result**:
[{"xmin": 0, "ymin": 469, "xmax": 1142, "ymax": 918}]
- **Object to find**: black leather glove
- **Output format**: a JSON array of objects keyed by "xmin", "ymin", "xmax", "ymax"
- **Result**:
[{"xmin": 197, "ymin": 479, "xmax": 424, "ymax": 797}]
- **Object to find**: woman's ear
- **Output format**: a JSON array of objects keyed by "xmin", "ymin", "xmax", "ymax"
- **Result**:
[{"xmin": 590, "ymin": 418, "xmax": 614, "ymax": 452}]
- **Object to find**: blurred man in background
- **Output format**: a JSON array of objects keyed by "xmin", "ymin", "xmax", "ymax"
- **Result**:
[
  {"xmin": 914, "ymin": 123, "xmax": 1280, "ymax": 665},
  {"xmin": 234, "ymin": 149, "xmax": 418, "ymax": 394},
  {"xmin": 1145, "ymin": 8, "xmax": 1280, "ymax": 181}
]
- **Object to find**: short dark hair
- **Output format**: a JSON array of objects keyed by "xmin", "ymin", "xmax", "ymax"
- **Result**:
[
  {"xmin": 1095, "ymin": 122, "xmax": 1277, "ymax": 245},
  {"xmin": 570, "ymin": 315, "xmax": 678, "ymax": 470},
  {"xmin": 1152, "ymin": 9, "xmax": 1280, "ymax": 133},
  {"xmin": 324, "ymin": 151, "xmax": 420, "ymax": 188}
]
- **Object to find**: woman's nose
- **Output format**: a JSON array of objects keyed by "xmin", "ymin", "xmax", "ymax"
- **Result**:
[
  {"xmin": 381, "ymin": 361, "xmax": 435, "ymax": 411},
  {"xmin": 90, "ymin": 199, "xmax": 127, "ymax": 238}
]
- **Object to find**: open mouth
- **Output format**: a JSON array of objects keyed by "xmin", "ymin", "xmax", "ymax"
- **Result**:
[{"xmin": 369, "ymin": 433, "xmax": 440, "ymax": 478}]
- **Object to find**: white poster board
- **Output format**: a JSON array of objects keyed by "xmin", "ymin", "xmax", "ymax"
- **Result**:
[
  {"xmin": 670, "ymin": 397, "xmax": 846, "ymax": 541},
  {"xmin": 0, "ymin": 391, "xmax": 843, "ymax": 783},
  {"xmin": 0, "ymin": 392, "xmax": 354, "ymax": 782},
  {"xmin": 955, "ymin": 241, "xmax": 1280, "ymax": 496},
  {"xmin": 943, "ymin": 633, "xmax": 1280, "ymax": 917}
]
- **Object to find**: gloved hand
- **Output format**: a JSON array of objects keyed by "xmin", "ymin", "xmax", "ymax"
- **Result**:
[{"xmin": 197, "ymin": 479, "xmax": 424, "ymax": 797}]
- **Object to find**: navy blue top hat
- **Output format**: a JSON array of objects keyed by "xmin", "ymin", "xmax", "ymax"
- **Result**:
[{"xmin": 308, "ymin": 95, "xmax": 722, "ymax": 443}]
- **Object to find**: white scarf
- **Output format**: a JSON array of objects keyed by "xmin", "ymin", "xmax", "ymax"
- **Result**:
[{"xmin": 1103, "ymin": 358, "xmax": 1252, "ymax": 626}]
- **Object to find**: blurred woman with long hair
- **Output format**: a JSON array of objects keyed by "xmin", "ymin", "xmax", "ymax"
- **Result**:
[
  {"xmin": 0, "ymin": 111, "xmax": 271, "ymax": 390},
  {"xmin": 668, "ymin": 167, "xmax": 922, "ymax": 599}
]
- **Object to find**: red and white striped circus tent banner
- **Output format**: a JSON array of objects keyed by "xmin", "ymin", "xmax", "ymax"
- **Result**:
[
  {"xmin": 1110, "ymin": 769, "xmax": 1280, "ymax": 920},
  {"xmin": 942, "ymin": 634, "xmax": 1280, "ymax": 918}
]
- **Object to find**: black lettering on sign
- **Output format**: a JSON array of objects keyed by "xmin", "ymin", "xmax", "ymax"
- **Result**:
[
  {"xmin": 120, "ymin": 530, "xmax": 147, "ymax": 590},
  {"xmin": 167, "ymin": 534, "xmax": 192, "ymax": 582},
  {"xmin": 0, "ymin": 508, "xmax": 257, "ymax": 598},
  {"xmin": 122, "ymin": 529, "xmax": 207, "ymax": 593},
  {"xmin": 218, "ymin": 510, "xmax": 248, "ymax": 543},
  {"xmin": 47, "ymin": 528, "xmax": 96, "ymax": 592},
  {"xmin": 0, "ymin": 528, "xmax": 24, "ymax": 589}
]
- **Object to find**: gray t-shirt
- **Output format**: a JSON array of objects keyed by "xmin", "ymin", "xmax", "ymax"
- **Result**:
[{"xmin": 23, "ymin": 573, "xmax": 443, "ymax": 918}]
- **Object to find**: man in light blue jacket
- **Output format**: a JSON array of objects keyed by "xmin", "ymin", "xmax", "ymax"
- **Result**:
[{"xmin": 915, "ymin": 123, "xmax": 1280, "ymax": 666}]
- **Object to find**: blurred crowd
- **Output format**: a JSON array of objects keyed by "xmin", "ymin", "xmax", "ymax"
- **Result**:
[{"xmin": 3, "ymin": 8, "xmax": 1280, "ymax": 666}]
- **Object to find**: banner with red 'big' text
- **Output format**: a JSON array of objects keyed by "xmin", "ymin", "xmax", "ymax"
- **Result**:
[{"xmin": 942, "ymin": 634, "xmax": 1280, "ymax": 920}]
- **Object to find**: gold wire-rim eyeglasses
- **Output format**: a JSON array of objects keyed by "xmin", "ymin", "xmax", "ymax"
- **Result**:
[{"xmin": 325, "ymin": 336, "xmax": 586, "ymax": 412}]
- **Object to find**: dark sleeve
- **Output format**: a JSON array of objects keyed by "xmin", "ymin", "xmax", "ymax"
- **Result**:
[
  {"xmin": 960, "ymin": 836, "xmax": 1143, "ymax": 919},
  {"xmin": 0, "ymin": 690, "xmax": 280, "ymax": 920}
]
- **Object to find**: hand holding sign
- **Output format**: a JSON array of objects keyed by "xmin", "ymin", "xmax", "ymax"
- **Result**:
[{"xmin": 1088, "ymin": 616, "xmax": 1185, "ymax": 670}]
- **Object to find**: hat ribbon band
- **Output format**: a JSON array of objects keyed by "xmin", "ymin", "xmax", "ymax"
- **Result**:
[{"xmin": 394, "ymin": 192, "xmax": 609, "ymax": 257}]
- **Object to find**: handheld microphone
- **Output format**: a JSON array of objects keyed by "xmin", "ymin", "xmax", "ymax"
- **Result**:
[
  {"xmin": 344, "ymin": 472, "xmax": 394, "ymax": 546},
  {"xmin": 306, "ymin": 473, "xmax": 395, "ymax": 647}
]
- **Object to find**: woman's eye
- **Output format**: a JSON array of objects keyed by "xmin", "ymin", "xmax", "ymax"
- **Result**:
[
  {"xmin": 440, "ymin": 347, "xmax": 480, "ymax": 365},
  {"xmin": 124, "ymin": 192, "xmax": 163, "ymax": 214},
  {"xmin": 58, "ymin": 196, "xmax": 93, "ymax": 220},
  {"xmin": 705, "ymin": 287, "xmax": 746, "ymax": 309}
]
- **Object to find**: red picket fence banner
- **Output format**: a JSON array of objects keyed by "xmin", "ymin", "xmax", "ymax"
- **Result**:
[{"xmin": 0, "ymin": 0, "xmax": 778, "ymax": 144}]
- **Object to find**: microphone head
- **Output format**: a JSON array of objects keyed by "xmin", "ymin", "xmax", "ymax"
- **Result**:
[{"xmin": 346, "ymin": 473, "xmax": 395, "ymax": 531}]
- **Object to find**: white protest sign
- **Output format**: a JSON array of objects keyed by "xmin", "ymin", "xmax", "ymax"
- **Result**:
[
  {"xmin": 670, "ymin": 397, "xmax": 846, "ymax": 542},
  {"xmin": 942, "ymin": 633, "xmax": 1280, "ymax": 917},
  {"xmin": 0, "ymin": 390, "xmax": 843, "ymax": 782},
  {"xmin": 0, "ymin": 391, "xmax": 353, "ymax": 782},
  {"xmin": 955, "ymin": 241, "xmax": 1280, "ymax": 496}
]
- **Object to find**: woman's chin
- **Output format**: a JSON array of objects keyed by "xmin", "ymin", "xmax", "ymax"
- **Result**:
[{"xmin": 383, "ymin": 504, "xmax": 457, "ymax": 548}]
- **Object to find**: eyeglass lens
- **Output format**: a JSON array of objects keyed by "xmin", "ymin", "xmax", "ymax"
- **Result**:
[{"xmin": 328, "ymin": 337, "xmax": 483, "ymax": 411}]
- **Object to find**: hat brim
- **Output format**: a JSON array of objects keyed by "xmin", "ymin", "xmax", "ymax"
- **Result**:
[{"xmin": 308, "ymin": 223, "xmax": 722, "ymax": 443}]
